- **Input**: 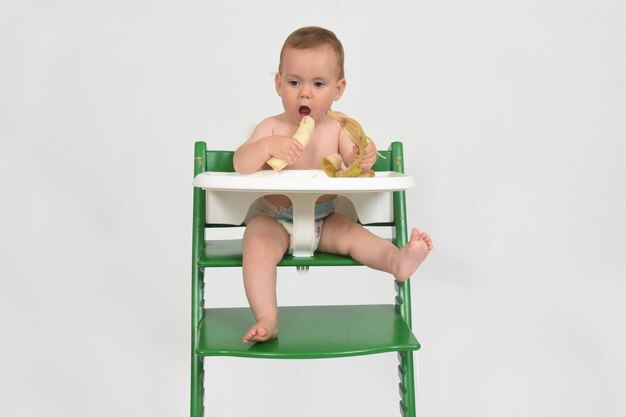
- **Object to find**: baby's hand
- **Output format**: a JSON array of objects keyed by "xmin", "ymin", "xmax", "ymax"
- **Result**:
[
  {"xmin": 267, "ymin": 136, "xmax": 303, "ymax": 166},
  {"xmin": 353, "ymin": 141, "xmax": 377, "ymax": 169}
]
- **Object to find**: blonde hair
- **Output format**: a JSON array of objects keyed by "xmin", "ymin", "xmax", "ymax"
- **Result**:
[{"xmin": 278, "ymin": 26, "xmax": 345, "ymax": 79}]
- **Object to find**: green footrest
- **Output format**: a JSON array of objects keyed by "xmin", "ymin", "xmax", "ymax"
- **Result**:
[{"xmin": 196, "ymin": 304, "xmax": 420, "ymax": 359}]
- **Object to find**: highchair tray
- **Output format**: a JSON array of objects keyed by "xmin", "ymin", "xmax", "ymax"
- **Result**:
[
  {"xmin": 193, "ymin": 169, "xmax": 415, "ymax": 192},
  {"xmin": 193, "ymin": 170, "xmax": 415, "ymax": 257}
]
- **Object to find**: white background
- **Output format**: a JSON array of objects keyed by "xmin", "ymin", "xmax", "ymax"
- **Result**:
[{"xmin": 2, "ymin": 1, "xmax": 625, "ymax": 416}]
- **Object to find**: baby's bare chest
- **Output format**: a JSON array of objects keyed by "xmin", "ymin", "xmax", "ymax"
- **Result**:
[{"xmin": 297, "ymin": 131, "xmax": 340, "ymax": 169}]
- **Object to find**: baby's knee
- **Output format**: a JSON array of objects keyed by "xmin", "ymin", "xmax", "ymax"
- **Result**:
[
  {"xmin": 325, "ymin": 213, "xmax": 361, "ymax": 235},
  {"xmin": 319, "ymin": 214, "xmax": 360, "ymax": 253}
]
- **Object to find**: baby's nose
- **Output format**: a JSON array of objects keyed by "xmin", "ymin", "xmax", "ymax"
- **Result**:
[{"xmin": 300, "ymin": 86, "xmax": 311, "ymax": 98}]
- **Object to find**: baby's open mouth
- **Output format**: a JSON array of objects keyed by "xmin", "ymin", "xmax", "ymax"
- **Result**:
[{"xmin": 299, "ymin": 106, "xmax": 311, "ymax": 117}]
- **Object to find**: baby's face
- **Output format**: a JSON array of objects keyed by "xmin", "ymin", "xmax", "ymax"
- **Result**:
[{"xmin": 275, "ymin": 46, "xmax": 346, "ymax": 125}]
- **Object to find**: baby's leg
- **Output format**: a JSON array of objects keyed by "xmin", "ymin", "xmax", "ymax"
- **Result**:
[
  {"xmin": 317, "ymin": 213, "xmax": 432, "ymax": 281},
  {"xmin": 241, "ymin": 215, "xmax": 290, "ymax": 343}
]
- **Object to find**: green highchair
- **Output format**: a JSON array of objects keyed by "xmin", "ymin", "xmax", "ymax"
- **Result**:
[{"xmin": 190, "ymin": 141, "xmax": 420, "ymax": 416}]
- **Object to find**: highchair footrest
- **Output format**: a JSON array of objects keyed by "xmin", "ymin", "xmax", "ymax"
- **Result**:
[{"xmin": 195, "ymin": 304, "xmax": 420, "ymax": 359}]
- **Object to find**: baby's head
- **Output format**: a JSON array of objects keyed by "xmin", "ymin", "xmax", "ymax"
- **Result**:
[{"xmin": 278, "ymin": 26, "xmax": 345, "ymax": 80}]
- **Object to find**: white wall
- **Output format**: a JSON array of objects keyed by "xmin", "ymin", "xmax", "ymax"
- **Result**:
[{"xmin": 2, "ymin": 1, "xmax": 625, "ymax": 416}]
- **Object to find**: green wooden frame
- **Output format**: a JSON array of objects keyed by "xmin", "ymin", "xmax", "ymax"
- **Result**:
[{"xmin": 191, "ymin": 141, "xmax": 419, "ymax": 416}]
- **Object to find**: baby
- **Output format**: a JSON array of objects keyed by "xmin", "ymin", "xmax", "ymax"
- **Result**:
[{"xmin": 233, "ymin": 26, "xmax": 433, "ymax": 343}]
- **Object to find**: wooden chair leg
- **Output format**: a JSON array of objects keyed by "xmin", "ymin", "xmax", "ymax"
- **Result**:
[
  {"xmin": 190, "ymin": 356, "xmax": 204, "ymax": 417},
  {"xmin": 398, "ymin": 351, "xmax": 417, "ymax": 417}
]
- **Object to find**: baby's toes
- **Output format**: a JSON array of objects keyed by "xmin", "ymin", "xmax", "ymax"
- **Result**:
[{"xmin": 420, "ymin": 233, "xmax": 433, "ymax": 249}]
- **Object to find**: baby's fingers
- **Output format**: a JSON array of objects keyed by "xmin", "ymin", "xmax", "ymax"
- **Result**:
[
  {"xmin": 360, "ymin": 144, "xmax": 377, "ymax": 168},
  {"xmin": 282, "ymin": 141, "xmax": 303, "ymax": 165}
]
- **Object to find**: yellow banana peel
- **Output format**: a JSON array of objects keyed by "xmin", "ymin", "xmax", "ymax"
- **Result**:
[{"xmin": 323, "ymin": 109, "xmax": 379, "ymax": 177}]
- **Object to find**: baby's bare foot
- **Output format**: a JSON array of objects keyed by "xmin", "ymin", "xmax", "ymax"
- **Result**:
[
  {"xmin": 393, "ymin": 228, "xmax": 433, "ymax": 282},
  {"xmin": 242, "ymin": 317, "xmax": 279, "ymax": 343}
]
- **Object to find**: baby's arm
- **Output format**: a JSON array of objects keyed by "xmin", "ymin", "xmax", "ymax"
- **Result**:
[{"xmin": 233, "ymin": 118, "xmax": 303, "ymax": 173}]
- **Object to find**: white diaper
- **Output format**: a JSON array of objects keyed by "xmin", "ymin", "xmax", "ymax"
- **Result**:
[{"xmin": 244, "ymin": 198, "xmax": 334, "ymax": 254}]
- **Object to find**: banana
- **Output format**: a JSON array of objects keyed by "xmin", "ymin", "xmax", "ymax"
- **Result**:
[
  {"xmin": 266, "ymin": 115, "xmax": 315, "ymax": 171},
  {"xmin": 323, "ymin": 110, "xmax": 377, "ymax": 177}
]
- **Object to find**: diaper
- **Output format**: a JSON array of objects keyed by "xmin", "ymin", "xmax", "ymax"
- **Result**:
[{"xmin": 244, "ymin": 198, "xmax": 335, "ymax": 253}]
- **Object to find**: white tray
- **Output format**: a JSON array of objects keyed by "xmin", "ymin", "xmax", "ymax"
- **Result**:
[
  {"xmin": 193, "ymin": 169, "xmax": 415, "ymax": 192},
  {"xmin": 193, "ymin": 170, "xmax": 415, "ymax": 257}
]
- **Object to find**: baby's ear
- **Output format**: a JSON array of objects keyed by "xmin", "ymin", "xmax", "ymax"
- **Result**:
[
  {"xmin": 334, "ymin": 78, "xmax": 347, "ymax": 100},
  {"xmin": 274, "ymin": 73, "xmax": 283, "ymax": 97}
]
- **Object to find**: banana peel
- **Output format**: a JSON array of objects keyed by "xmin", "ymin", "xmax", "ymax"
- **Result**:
[{"xmin": 323, "ymin": 109, "xmax": 378, "ymax": 177}]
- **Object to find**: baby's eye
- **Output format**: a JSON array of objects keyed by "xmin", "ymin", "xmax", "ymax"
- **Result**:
[
  {"xmin": 288, "ymin": 80, "xmax": 301, "ymax": 87},
  {"xmin": 313, "ymin": 81, "xmax": 326, "ymax": 88}
]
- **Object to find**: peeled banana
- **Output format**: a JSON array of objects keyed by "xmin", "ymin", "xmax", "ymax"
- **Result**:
[
  {"xmin": 266, "ymin": 116, "xmax": 315, "ymax": 171},
  {"xmin": 323, "ymin": 109, "xmax": 376, "ymax": 177}
]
